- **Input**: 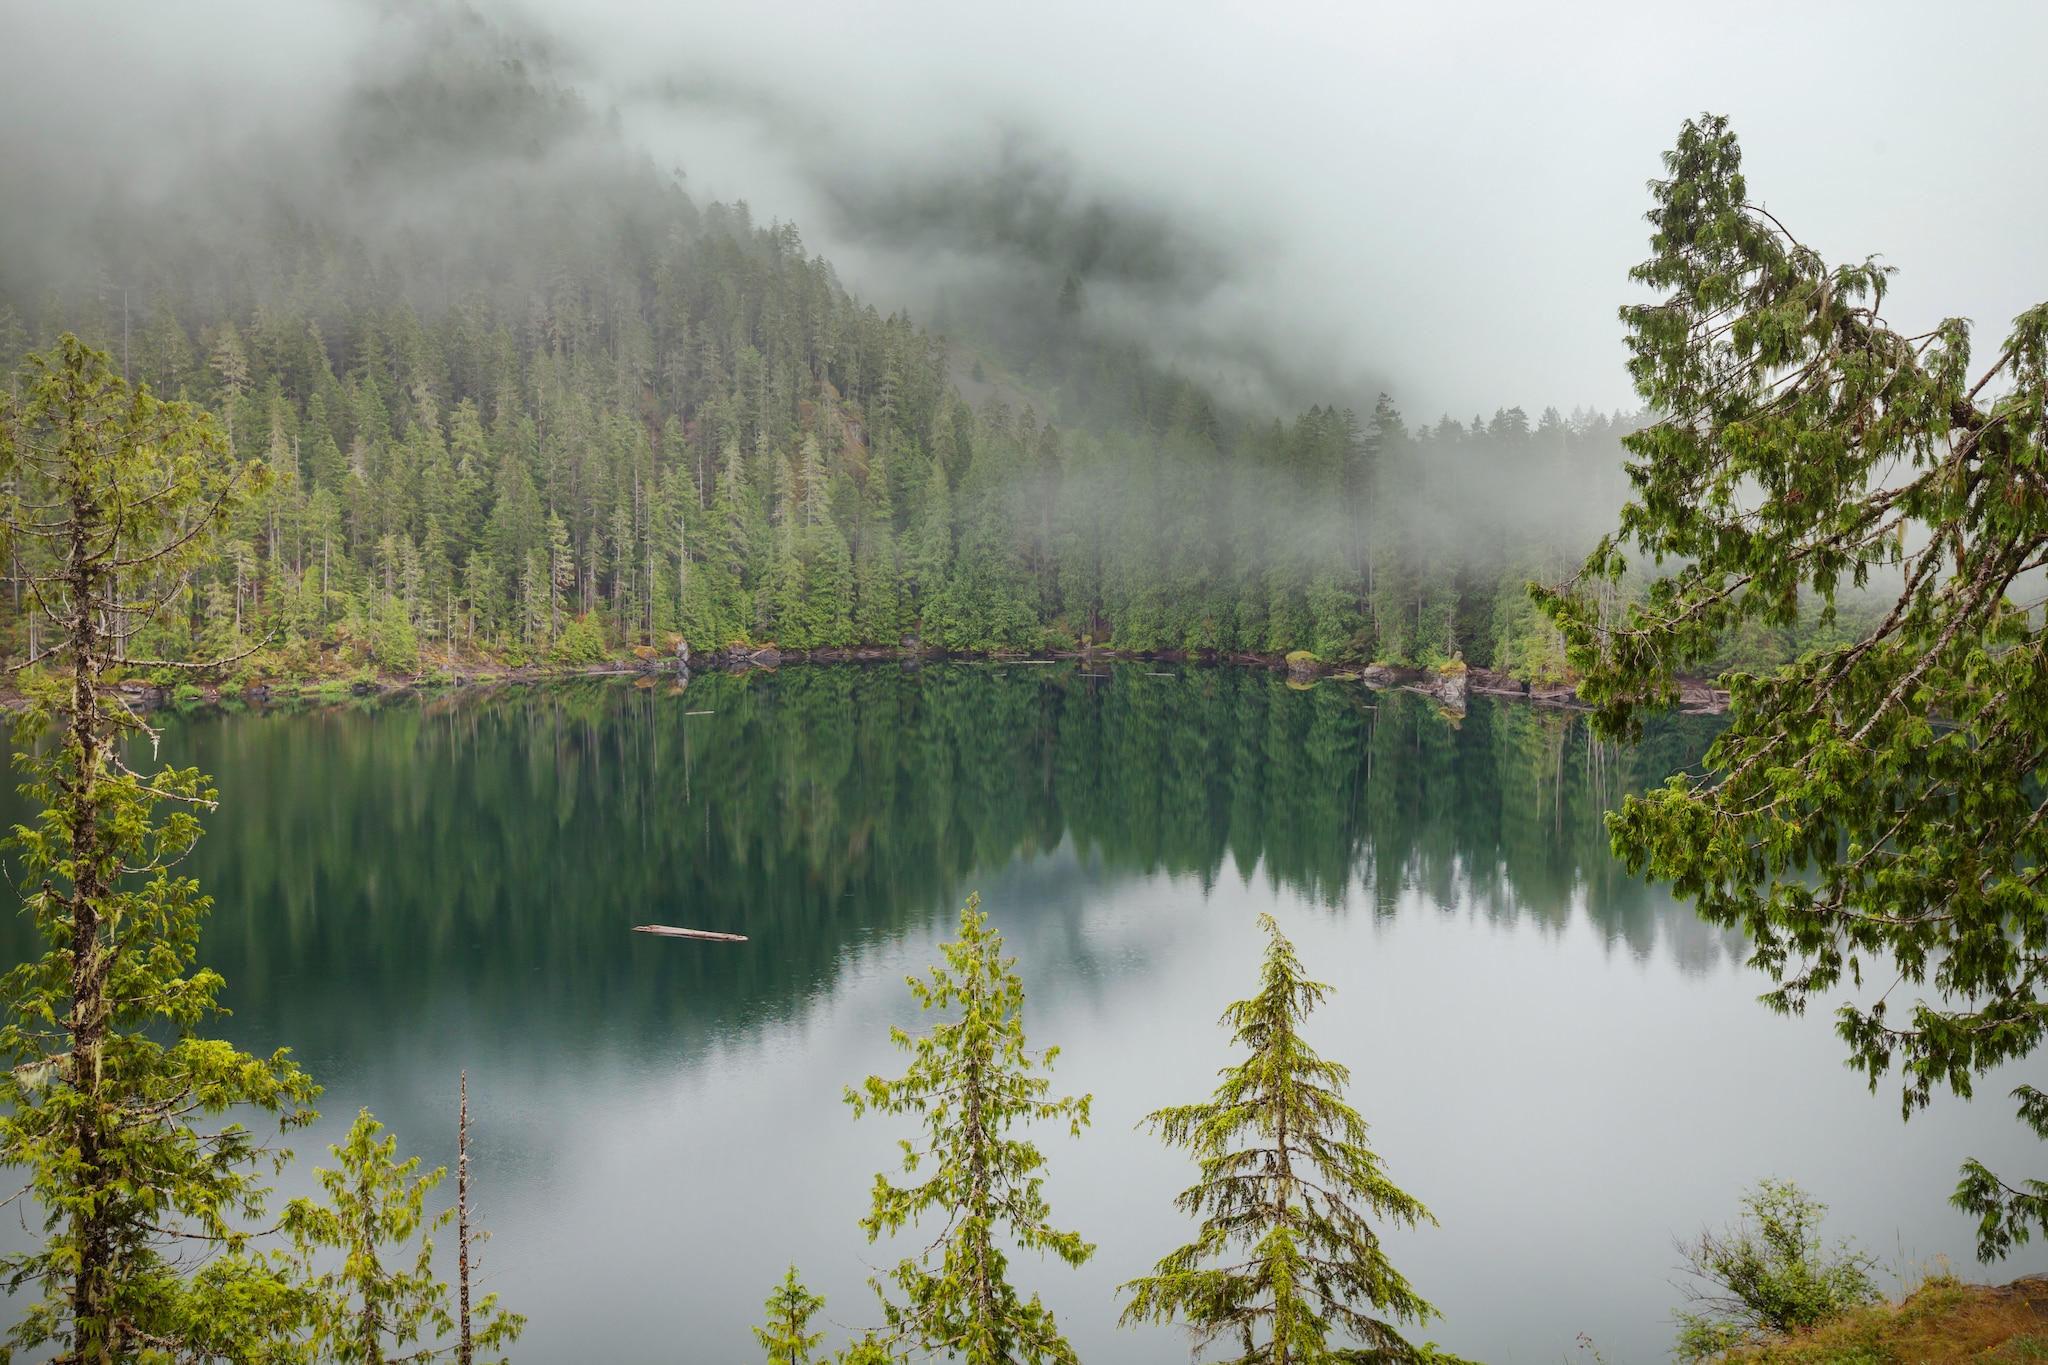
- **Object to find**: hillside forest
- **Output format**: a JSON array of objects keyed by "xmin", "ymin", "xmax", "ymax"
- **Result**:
[{"xmin": 0, "ymin": 43, "xmax": 1641, "ymax": 684}]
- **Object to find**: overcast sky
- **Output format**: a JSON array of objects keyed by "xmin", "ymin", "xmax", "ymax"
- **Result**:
[{"xmin": 7, "ymin": 0, "xmax": 2045, "ymax": 419}]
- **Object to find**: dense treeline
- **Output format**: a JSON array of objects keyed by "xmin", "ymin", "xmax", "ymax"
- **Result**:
[{"xmin": 0, "ymin": 39, "xmax": 1635, "ymax": 679}]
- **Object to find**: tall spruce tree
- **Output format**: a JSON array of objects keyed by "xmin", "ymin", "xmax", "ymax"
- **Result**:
[
  {"xmin": 0, "ymin": 337, "xmax": 320, "ymax": 1363},
  {"xmin": 845, "ymin": 895, "xmax": 1093, "ymax": 1365},
  {"xmin": 1119, "ymin": 914, "xmax": 1444, "ymax": 1365}
]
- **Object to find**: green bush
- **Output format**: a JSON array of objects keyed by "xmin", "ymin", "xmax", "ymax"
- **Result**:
[
  {"xmin": 548, "ymin": 616, "xmax": 608, "ymax": 666},
  {"xmin": 1674, "ymin": 1179, "xmax": 1881, "ymax": 1360},
  {"xmin": 370, "ymin": 597, "xmax": 419, "ymax": 674}
]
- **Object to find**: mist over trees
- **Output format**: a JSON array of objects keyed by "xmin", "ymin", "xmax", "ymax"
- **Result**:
[{"xmin": 0, "ymin": 13, "xmax": 1637, "ymax": 678}]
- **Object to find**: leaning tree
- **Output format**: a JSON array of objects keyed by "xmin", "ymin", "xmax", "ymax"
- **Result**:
[{"xmin": 1537, "ymin": 114, "xmax": 2048, "ymax": 1259}]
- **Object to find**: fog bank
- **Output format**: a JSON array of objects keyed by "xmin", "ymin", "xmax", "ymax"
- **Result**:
[{"xmin": 2, "ymin": 0, "xmax": 2043, "ymax": 420}]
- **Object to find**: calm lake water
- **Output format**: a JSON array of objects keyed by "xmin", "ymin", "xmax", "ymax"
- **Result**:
[{"xmin": 3, "ymin": 664, "xmax": 2039, "ymax": 1362}]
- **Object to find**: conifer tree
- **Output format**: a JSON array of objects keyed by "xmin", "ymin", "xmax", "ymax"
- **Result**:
[
  {"xmin": 908, "ymin": 460, "xmax": 953, "ymax": 643},
  {"xmin": 755, "ymin": 1266, "xmax": 827, "ymax": 1365},
  {"xmin": 845, "ymin": 895, "xmax": 1093, "ymax": 1365},
  {"xmin": 1120, "ymin": 914, "xmax": 1445, "ymax": 1365},
  {"xmin": 1536, "ymin": 114, "xmax": 2048, "ymax": 1258},
  {"xmin": 0, "ymin": 336, "xmax": 320, "ymax": 1363},
  {"xmin": 285, "ymin": 1111, "xmax": 453, "ymax": 1363},
  {"xmin": 282, "ymin": 1109, "xmax": 522, "ymax": 1365}
]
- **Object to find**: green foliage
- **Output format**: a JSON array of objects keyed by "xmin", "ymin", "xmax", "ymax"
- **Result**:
[
  {"xmin": 0, "ymin": 337, "xmax": 320, "ymax": 1363},
  {"xmin": 548, "ymin": 615, "xmax": 608, "ymax": 667},
  {"xmin": 1956, "ymin": 1089, "xmax": 2048, "ymax": 1262},
  {"xmin": 284, "ymin": 1111, "xmax": 451, "ymax": 1362},
  {"xmin": 755, "ymin": 1266, "xmax": 827, "ymax": 1365},
  {"xmin": 1672, "ymin": 1180, "xmax": 1881, "ymax": 1360},
  {"xmin": 1120, "ymin": 913, "xmax": 1444, "ymax": 1364},
  {"xmin": 280, "ymin": 1110, "xmax": 522, "ymax": 1365},
  {"xmin": 845, "ymin": 895, "xmax": 1093, "ymax": 1365},
  {"xmin": 1535, "ymin": 114, "xmax": 2048, "ymax": 1256},
  {"xmin": 372, "ymin": 596, "xmax": 420, "ymax": 674}
]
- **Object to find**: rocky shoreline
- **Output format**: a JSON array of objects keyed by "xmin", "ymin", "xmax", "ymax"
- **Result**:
[{"xmin": 50, "ymin": 644, "xmax": 1729, "ymax": 719}]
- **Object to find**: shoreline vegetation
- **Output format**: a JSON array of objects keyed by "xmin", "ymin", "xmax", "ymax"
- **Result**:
[{"xmin": 29, "ymin": 646, "xmax": 1733, "ymax": 718}]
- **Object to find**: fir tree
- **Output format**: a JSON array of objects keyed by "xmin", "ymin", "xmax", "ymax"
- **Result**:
[
  {"xmin": 845, "ymin": 895, "xmax": 1093, "ymax": 1365},
  {"xmin": 1120, "ymin": 914, "xmax": 1446, "ymax": 1365}
]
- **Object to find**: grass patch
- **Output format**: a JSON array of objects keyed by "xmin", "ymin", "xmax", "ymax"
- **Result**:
[{"xmin": 1724, "ymin": 1275, "xmax": 2048, "ymax": 1365}]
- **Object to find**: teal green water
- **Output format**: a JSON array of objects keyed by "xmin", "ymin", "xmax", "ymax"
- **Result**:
[
  {"xmin": 0, "ymin": 665, "xmax": 2033, "ymax": 1361},
  {"xmin": 83, "ymin": 666, "xmax": 1715, "ymax": 1055}
]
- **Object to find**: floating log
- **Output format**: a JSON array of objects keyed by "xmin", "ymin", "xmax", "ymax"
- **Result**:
[{"xmin": 633, "ymin": 925, "xmax": 748, "ymax": 942}]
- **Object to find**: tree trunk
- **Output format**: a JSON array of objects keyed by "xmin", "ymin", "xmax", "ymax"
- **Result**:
[
  {"xmin": 458, "ymin": 1070, "xmax": 474, "ymax": 1365},
  {"xmin": 64, "ymin": 449, "xmax": 115, "ymax": 1365}
]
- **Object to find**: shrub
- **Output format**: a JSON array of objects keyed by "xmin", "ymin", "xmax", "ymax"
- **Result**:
[
  {"xmin": 548, "ymin": 615, "xmax": 608, "ymax": 666},
  {"xmin": 1674, "ymin": 1179, "xmax": 1881, "ymax": 1360},
  {"xmin": 370, "ymin": 597, "xmax": 419, "ymax": 674}
]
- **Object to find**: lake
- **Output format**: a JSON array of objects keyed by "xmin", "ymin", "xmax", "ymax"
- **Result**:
[{"xmin": 3, "ymin": 663, "xmax": 2036, "ymax": 1362}]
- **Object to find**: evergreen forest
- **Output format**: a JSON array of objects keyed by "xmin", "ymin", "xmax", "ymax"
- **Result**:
[{"xmin": 0, "ymin": 28, "xmax": 1638, "ymax": 681}]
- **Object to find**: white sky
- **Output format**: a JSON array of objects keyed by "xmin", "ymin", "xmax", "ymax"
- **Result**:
[{"xmin": 5, "ymin": 0, "xmax": 2044, "ymax": 419}]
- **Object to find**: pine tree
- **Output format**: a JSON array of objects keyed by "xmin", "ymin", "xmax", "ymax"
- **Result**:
[
  {"xmin": 1119, "ymin": 914, "xmax": 1446, "ymax": 1365},
  {"xmin": 0, "ymin": 24, "xmax": 1657, "ymax": 676},
  {"xmin": 0, "ymin": 336, "xmax": 320, "ymax": 1363},
  {"xmin": 845, "ymin": 895, "xmax": 1093, "ymax": 1365}
]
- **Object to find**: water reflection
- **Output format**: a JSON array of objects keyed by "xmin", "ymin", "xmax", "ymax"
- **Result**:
[
  {"xmin": 16, "ymin": 665, "xmax": 1901, "ymax": 1364},
  {"xmin": 51, "ymin": 664, "xmax": 1728, "ymax": 1055}
]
